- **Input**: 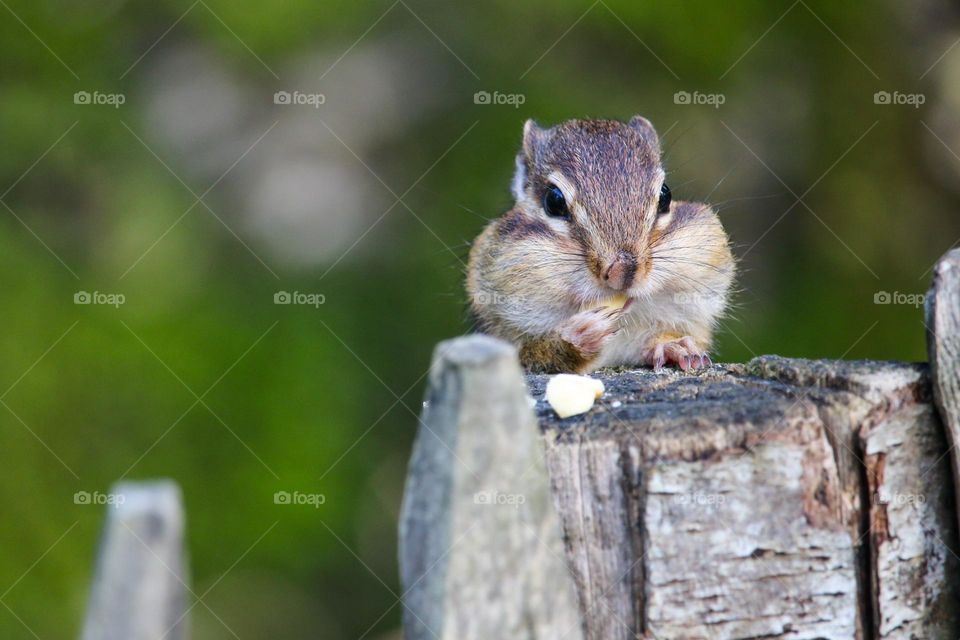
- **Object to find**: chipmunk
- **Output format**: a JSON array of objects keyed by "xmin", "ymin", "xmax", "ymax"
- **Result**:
[{"xmin": 466, "ymin": 116, "xmax": 735, "ymax": 373}]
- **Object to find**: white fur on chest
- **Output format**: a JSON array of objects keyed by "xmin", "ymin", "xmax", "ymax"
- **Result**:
[{"xmin": 593, "ymin": 290, "xmax": 721, "ymax": 369}]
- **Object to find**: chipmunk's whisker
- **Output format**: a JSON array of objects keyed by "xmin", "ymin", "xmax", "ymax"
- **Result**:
[
  {"xmin": 652, "ymin": 266, "xmax": 720, "ymax": 295},
  {"xmin": 702, "ymin": 156, "xmax": 743, "ymax": 202},
  {"xmin": 653, "ymin": 256, "xmax": 727, "ymax": 273}
]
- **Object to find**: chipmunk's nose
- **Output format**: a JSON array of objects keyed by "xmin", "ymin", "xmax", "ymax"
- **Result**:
[{"xmin": 601, "ymin": 250, "xmax": 637, "ymax": 290}]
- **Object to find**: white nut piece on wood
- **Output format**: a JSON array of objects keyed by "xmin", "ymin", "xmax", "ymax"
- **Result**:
[{"xmin": 545, "ymin": 374, "xmax": 605, "ymax": 418}]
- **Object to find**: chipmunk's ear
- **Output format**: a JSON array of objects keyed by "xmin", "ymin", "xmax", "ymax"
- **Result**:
[
  {"xmin": 522, "ymin": 119, "xmax": 549, "ymax": 160},
  {"xmin": 628, "ymin": 115, "xmax": 659, "ymax": 153},
  {"xmin": 513, "ymin": 119, "xmax": 549, "ymax": 202},
  {"xmin": 511, "ymin": 152, "xmax": 528, "ymax": 202}
]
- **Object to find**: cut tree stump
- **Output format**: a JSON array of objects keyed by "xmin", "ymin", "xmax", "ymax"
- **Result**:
[
  {"xmin": 531, "ymin": 357, "xmax": 958, "ymax": 639},
  {"xmin": 400, "ymin": 249, "xmax": 960, "ymax": 640}
]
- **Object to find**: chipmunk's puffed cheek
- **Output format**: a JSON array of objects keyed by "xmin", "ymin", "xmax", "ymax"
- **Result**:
[
  {"xmin": 654, "ymin": 211, "xmax": 673, "ymax": 230},
  {"xmin": 497, "ymin": 210, "xmax": 556, "ymax": 241}
]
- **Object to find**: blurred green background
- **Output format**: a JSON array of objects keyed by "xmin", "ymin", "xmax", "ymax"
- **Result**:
[{"xmin": 2, "ymin": 0, "xmax": 959, "ymax": 637}]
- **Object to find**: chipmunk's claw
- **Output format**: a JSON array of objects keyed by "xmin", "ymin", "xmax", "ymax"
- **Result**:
[
  {"xmin": 644, "ymin": 336, "xmax": 711, "ymax": 372},
  {"xmin": 652, "ymin": 354, "xmax": 666, "ymax": 371}
]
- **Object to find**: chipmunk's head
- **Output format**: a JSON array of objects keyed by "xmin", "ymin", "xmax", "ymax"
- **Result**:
[{"xmin": 511, "ymin": 116, "xmax": 672, "ymax": 301}]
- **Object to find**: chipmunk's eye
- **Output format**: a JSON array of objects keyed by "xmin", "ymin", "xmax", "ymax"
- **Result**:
[
  {"xmin": 543, "ymin": 185, "xmax": 569, "ymax": 219},
  {"xmin": 657, "ymin": 183, "xmax": 672, "ymax": 214}
]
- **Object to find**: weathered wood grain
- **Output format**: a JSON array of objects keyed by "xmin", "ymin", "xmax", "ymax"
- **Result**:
[
  {"xmin": 529, "ymin": 357, "xmax": 958, "ymax": 640},
  {"xmin": 81, "ymin": 480, "xmax": 189, "ymax": 640},
  {"xmin": 398, "ymin": 335, "xmax": 583, "ymax": 640},
  {"xmin": 927, "ymin": 247, "xmax": 960, "ymax": 532},
  {"xmin": 862, "ymin": 402, "xmax": 960, "ymax": 637},
  {"xmin": 546, "ymin": 439, "xmax": 641, "ymax": 640}
]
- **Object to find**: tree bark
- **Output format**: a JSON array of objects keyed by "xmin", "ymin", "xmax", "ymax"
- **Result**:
[
  {"xmin": 531, "ymin": 358, "xmax": 959, "ymax": 639},
  {"xmin": 927, "ymin": 247, "xmax": 960, "ymax": 534}
]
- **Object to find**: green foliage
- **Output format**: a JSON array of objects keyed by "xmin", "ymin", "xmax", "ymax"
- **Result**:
[{"xmin": 0, "ymin": 0, "xmax": 956, "ymax": 637}]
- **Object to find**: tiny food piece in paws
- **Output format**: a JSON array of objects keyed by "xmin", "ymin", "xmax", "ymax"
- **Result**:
[
  {"xmin": 585, "ymin": 293, "xmax": 630, "ymax": 313},
  {"xmin": 546, "ymin": 374, "xmax": 605, "ymax": 418}
]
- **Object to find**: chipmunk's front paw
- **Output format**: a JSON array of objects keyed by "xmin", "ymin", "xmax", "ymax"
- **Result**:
[
  {"xmin": 643, "ymin": 336, "xmax": 711, "ymax": 372},
  {"xmin": 559, "ymin": 308, "xmax": 623, "ymax": 359}
]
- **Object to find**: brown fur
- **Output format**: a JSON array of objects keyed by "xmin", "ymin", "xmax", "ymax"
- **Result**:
[{"xmin": 519, "ymin": 337, "xmax": 595, "ymax": 374}]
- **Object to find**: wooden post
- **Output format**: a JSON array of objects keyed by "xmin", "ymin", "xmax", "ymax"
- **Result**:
[
  {"xmin": 399, "ymin": 335, "xmax": 583, "ymax": 640},
  {"xmin": 927, "ymin": 248, "xmax": 960, "ymax": 532},
  {"xmin": 81, "ymin": 480, "xmax": 189, "ymax": 640}
]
